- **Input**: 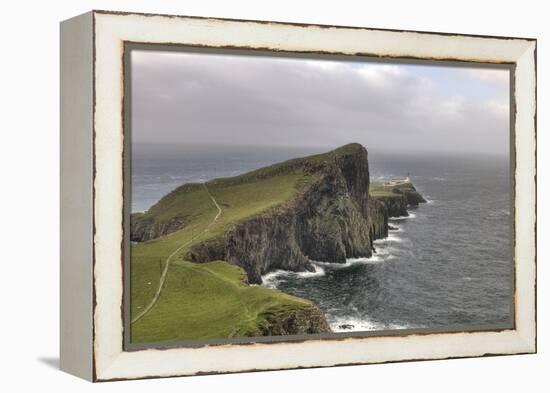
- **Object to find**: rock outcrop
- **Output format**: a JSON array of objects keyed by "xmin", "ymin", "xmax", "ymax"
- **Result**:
[
  {"xmin": 258, "ymin": 304, "xmax": 331, "ymax": 336},
  {"xmin": 130, "ymin": 214, "xmax": 186, "ymax": 243},
  {"xmin": 367, "ymin": 197, "xmax": 389, "ymax": 240},
  {"xmin": 130, "ymin": 183, "xmax": 203, "ymax": 242},
  {"xmin": 369, "ymin": 182, "xmax": 427, "ymax": 218}
]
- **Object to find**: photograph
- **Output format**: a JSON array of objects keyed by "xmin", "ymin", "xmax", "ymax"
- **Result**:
[
  {"xmin": 1, "ymin": 0, "xmax": 544, "ymax": 388},
  {"xmin": 126, "ymin": 48, "xmax": 513, "ymax": 345}
]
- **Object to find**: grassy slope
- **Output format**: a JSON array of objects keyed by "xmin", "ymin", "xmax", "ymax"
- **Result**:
[
  {"xmin": 369, "ymin": 182, "xmax": 402, "ymax": 197},
  {"xmin": 369, "ymin": 181, "xmax": 414, "ymax": 197},
  {"xmin": 131, "ymin": 261, "xmax": 311, "ymax": 342},
  {"xmin": 131, "ymin": 168, "xmax": 316, "ymax": 343}
]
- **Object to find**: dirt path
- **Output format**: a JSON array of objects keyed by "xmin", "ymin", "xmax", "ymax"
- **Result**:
[{"xmin": 131, "ymin": 183, "xmax": 222, "ymax": 324}]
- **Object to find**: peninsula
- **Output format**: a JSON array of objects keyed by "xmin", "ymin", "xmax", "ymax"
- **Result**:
[{"xmin": 130, "ymin": 143, "xmax": 425, "ymax": 343}]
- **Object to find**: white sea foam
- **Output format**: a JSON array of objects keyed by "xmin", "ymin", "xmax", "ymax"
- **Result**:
[
  {"xmin": 346, "ymin": 256, "xmax": 385, "ymax": 265},
  {"xmin": 388, "ymin": 223, "xmax": 403, "ymax": 232},
  {"xmin": 389, "ymin": 212, "xmax": 416, "ymax": 221},
  {"xmin": 329, "ymin": 316, "xmax": 411, "ymax": 332},
  {"xmin": 373, "ymin": 247, "xmax": 398, "ymax": 260},
  {"xmin": 373, "ymin": 245, "xmax": 390, "ymax": 255},
  {"xmin": 316, "ymin": 255, "xmax": 385, "ymax": 269},
  {"xmin": 330, "ymin": 316, "xmax": 379, "ymax": 332},
  {"xmin": 261, "ymin": 264, "xmax": 325, "ymax": 288},
  {"xmin": 262, "ymin": 239, "xmax": 398, "ymax": 287},
  {"xmin": 296, "ymin": 264, "xmax": 326, "ymax": 278},
  {"xmin": 261, "ymin": 270, "xmax": 288, "ymax": 288},
  {"xmin": 374, "ymin": 233, "xmax": 405, "ymax": 244}
]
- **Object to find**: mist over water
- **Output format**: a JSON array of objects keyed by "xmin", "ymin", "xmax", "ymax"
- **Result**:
[{"xmin": 132, "ymin": 144, "xmax": 513, "ymax": 332}]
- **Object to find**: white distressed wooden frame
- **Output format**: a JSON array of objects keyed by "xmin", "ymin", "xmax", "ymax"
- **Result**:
[{"xmin": 60, "ymin": 10, "xmax": 536, "ymax": 382}]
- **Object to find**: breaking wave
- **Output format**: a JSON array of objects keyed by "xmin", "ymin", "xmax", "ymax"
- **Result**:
[
  {"xmin": 374, "ymin": 233, "xmax": 405, "ymax": 244},
  {"xmin": 328, "ymin": 315, "xmax": 412, "ymax": 332},
  {"xmin": 262, "ymin": 264, "xmax": 326, "ymax": 288},
  {"xmin": 389, "ymin": 212, "xmax": 416, "ymax": 221}
]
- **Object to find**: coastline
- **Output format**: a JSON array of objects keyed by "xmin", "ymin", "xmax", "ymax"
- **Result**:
[
  {"xmin": 129, "ymin": 144, "xmax": 427, "ymax": 341},
  {"xmin": 262, "ymin": 186, "xmax": 425, "ymax": 333}
]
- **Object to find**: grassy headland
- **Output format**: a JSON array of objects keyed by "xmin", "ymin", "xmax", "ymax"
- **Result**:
[
  {"xmin": 131, "ymin": 163, "xmax": 317, "ymax": 343},
  {"xmin": 130, "ymin": 144, "xmax": 404, "ymax": 343},
  {"xmin": 369, "ymin": 180, "xmax": 419, "ymax": 197}
]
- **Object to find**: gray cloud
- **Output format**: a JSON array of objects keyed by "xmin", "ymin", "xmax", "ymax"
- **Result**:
[{"xmin": 131, "ymin": 50, "xmax": 509, "ymax": 155}]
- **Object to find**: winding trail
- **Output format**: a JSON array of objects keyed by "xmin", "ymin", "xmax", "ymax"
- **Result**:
[{"xmin": 131, "ymin": 183, "xmax": 222, "ymax": 324}]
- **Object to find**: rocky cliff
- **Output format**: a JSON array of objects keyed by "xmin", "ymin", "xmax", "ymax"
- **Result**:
[
  {"xmin": 370, "ymin": 182, "xmax": 427, "ymax": 217},
  {"xmin": 132, "ymin": 143, "xmax": 425, "ymax": 285},
  {"xmin": 259, "ymin": 304, "xmax": 331, "ymax": 335},
  {"xmin": 131, "ymin": 183, "xmax": 205, "ymax": 242},
  {"xmin": 187, "ymin": 144, "xmax": 386, "ymax": 284}
]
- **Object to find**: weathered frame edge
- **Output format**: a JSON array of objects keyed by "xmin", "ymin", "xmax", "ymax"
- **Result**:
[
  {"xmin": 89, "ymin": 10, "xmax": 537, "ymax": 382},
  {"xmin": 59, "ymin": 11, "xmax": 95, "ymax": 382}
]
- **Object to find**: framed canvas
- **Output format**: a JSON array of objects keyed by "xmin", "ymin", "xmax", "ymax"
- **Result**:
[{"xmin": 60, "ymin": 10, "xmax": 537, "ymax": 382}]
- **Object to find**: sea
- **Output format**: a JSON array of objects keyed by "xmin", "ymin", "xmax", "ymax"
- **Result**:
[{"xmin": 132, "ymin": 143, "xmax": 513, "ymax": 333}]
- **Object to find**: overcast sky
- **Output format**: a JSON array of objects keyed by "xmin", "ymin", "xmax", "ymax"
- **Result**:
[{"xmin": 131, "ymin": 49, "xmax": 510, "ymax": 155}]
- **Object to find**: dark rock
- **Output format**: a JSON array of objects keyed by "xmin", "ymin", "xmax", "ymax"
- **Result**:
[
  {"xmin": 369, "ymin": 182, "xmax": 426, "ymax": 218},
  {"xmin": 367, "ymin": 197, "xmax": 388, "ymax": 239},
  {"xmin": 338, "ymin": 324, "xmax": 355, "ymax": 330},
  {"xmin": 133, "ymin": 143, "xmax": 426, "ymax": 286},
  {"xmin": 393, "ymin": 183, "xmax": 427, "ymax": 206},
  {"xmin": 259, "ymin": 305, "xmax": 331, "ymax": 335},
  {"xmin": 130, "ymin": 214, "xmax": 187, "ymax": 242},
  {"xmin": 188, "ymin": 144, "xmax": 379, "ymax": 284},
  {"xmin": 372, "ymin": 194, "xmax": 409, "ymax": 217},
  {"xmin": 185, "ymin": 237, "xmax": 225, "ymax": 262},
  {"xmin": 130, "ymin": 183, "xmax": 204, "ymax": 242}
]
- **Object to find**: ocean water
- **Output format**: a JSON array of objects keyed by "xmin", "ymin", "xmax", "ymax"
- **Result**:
[{"xmin": 132, "ymin": 144, "xmax": 513, "ymax": 332}]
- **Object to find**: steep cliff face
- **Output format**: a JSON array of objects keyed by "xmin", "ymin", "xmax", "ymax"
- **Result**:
[
  {"xmin": 187, "ymin": 144, "xmax": 377, "ymax": 284},
  {"xmin": 130, "ymin": 183, "xmax": 204, "ymax": 242},
  {"xmin": 367, "ymin": 197, "xmax": 389, "ymax": 240},
  {"xmin": 369, "ymin": 182, "xmax": 427, "ymax": 218},
  {"xmin": 131, "ymin": 214, "xmax": 186, "ymax": 242},
  {"xmin": 395, "ymin": 183, "xmax": 427, "ymax": 206},
  {"xmin": 129, "ymin": 144, "xmax": 428, "ymax": 338},
  {"xmin": 372, "ymin": 194, "xmax": 409, "ymax": 217},
  {"xmin": 132, "ymin": 143, "xmax": 426, "ymax": 286}
]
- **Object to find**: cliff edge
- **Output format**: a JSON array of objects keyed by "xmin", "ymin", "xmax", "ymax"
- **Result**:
[
  {"xmin": 131, "ymin": 143, "xmax": 425, "ymax": 285},
  {"xmin": 187, "ymin": 143, "xmax": 378, "ymax": 284}
]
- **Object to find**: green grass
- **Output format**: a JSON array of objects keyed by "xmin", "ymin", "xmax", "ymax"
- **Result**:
[
  {"xmin": 130, "ymin": 143, "xmax": 370, "ymax": 343},
  {"xmin": 369, "ymin": 181, "xmax": 414, "ymax": 197},
  {"xmin": 131, "ymin": 261, "xmax": 312, "ymax": 343},
  {"xmin": 130, "ymin": 168, "xmax": 316, "ymax": 343},
  {"xmin": 132, "ymin": 143, "xmax": 362, "ymax": 230},
  {"xmin": 369, "ymin": 182, "xmax": 400, "ymax": 197}
]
